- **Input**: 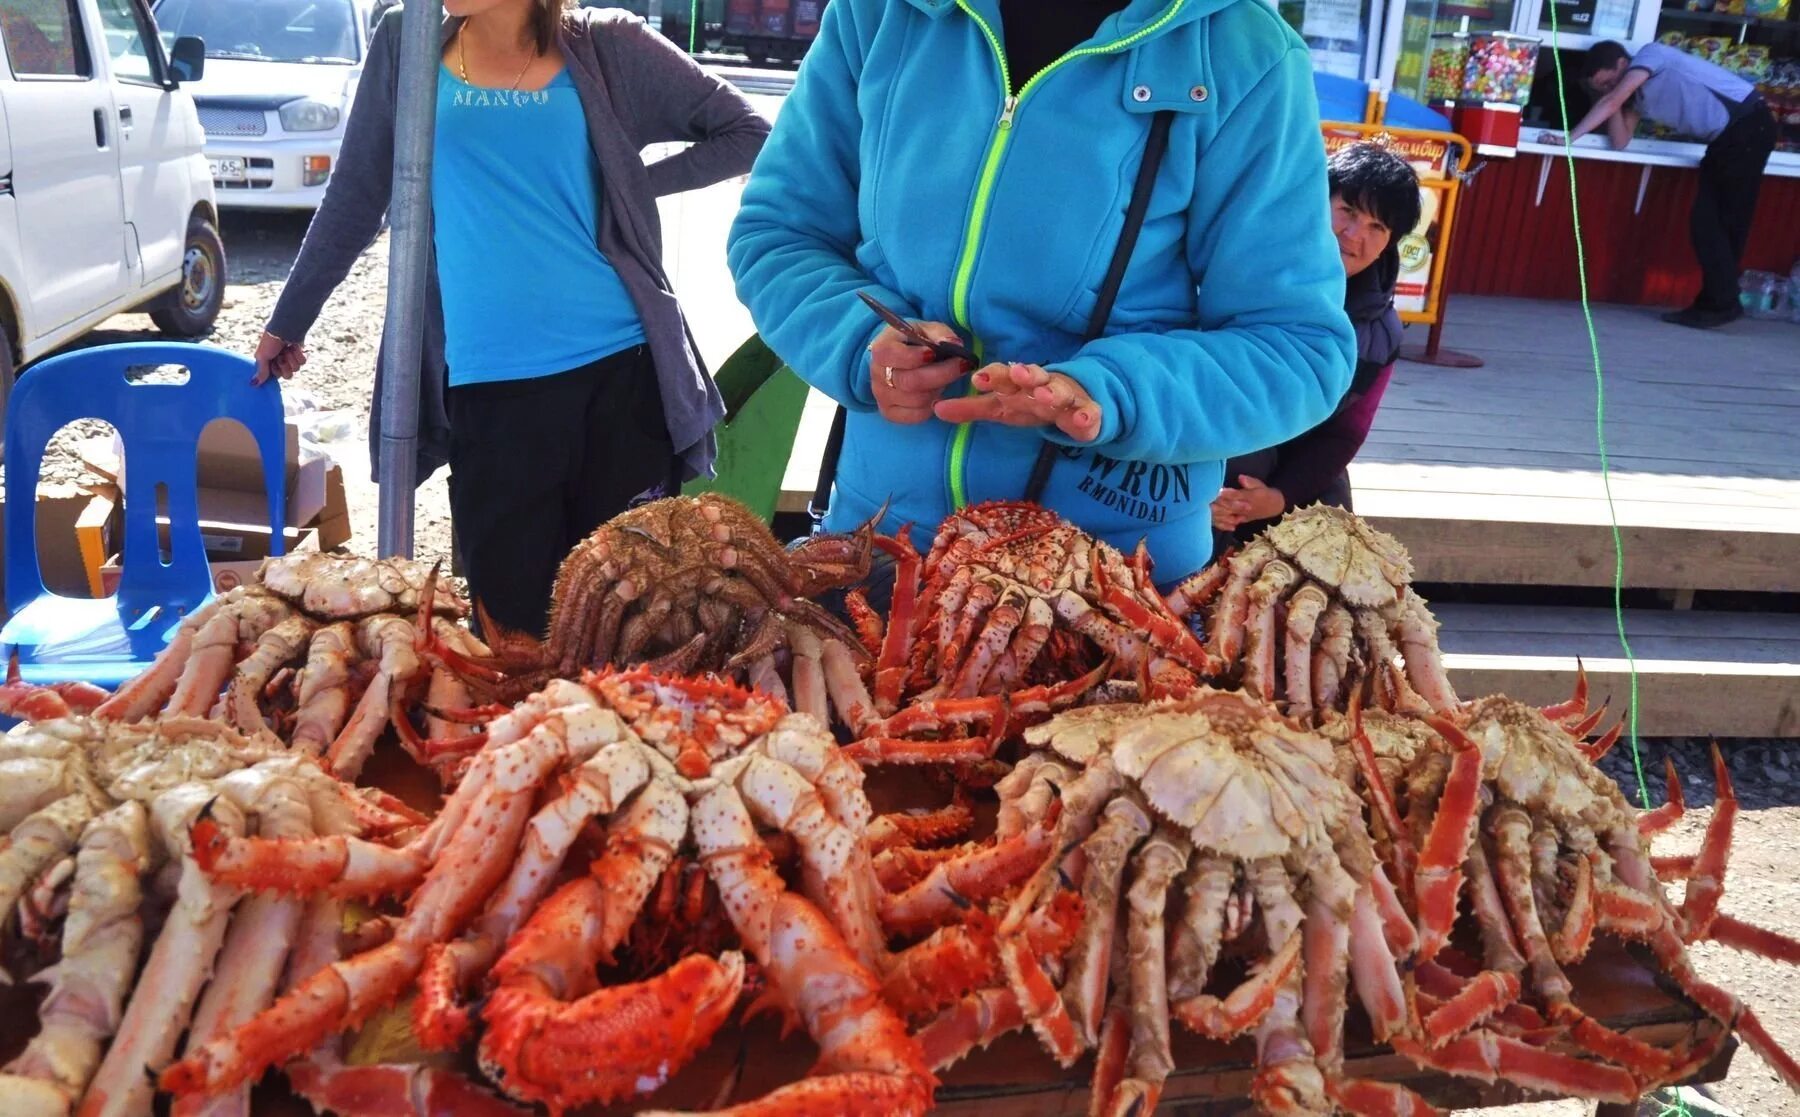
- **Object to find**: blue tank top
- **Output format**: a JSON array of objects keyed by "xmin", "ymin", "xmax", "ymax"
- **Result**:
[{"xmin": 432, "ymin": 67, "xmax": 646, "ymax": 387}]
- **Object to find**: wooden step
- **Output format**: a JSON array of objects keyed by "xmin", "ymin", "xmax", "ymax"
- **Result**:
[{"xmin": 1432, "ymin": 602, "xmax": 1800, "ymax": 738}]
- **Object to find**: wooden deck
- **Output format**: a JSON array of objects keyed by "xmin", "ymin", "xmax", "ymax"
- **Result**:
[{"xmin": 1354, "ymin": 297, "xmax": 1800, "ymax": 593}]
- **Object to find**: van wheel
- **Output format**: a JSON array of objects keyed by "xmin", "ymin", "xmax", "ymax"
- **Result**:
[{"xmin": 151, "ymin": 218, "xmax": 227, "ymax": 337}]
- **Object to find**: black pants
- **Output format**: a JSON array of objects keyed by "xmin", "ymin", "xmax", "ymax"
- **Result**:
[
  {"xmin": 447, "ymin": 345, "xmax": 675, "ymax": 636},
  {"xmin": 1692, "ymin": 102, "xmax": 1777, "ymax": 313}
]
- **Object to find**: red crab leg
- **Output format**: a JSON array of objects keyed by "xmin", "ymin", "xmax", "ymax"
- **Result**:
[
  {"xmin": 873, "ymin": 531, "xmax": 922, "ymax": 712},
  {"xmin": 1390, "ymin": 1031, "xmax": 1638, "ymax": 1102},
  {"xmin": 1172, "ymin": 932, "xmax": 1303, "ymax": 1041},
  {"xmin": 879, "ymin": 825, "xmax": 1054, "ymax": 936},
  {"xmin": 1422, "ymin": 970, "xmax": 1521, "ymax": 1045},
  {"xmin": 1539, "ymin": 659, "xmax": 1589, "ymax": 726},
  {"xmin": 845, "ymin": 589, "xmax": 885, "ymax": 658},
  {"xmin": 1164, "ymin": 556, "xmax": 1231, "ymax": 620},
  {"xmin": 1568, "ymin": 700, "xmax": 1611, "ymax": 741},
  {"xmin": 1414, "ymin": 716, "xmax": 1486, "ymax": 961},
  {"xmin": 1679, "ymin": 743, "xmax": 1736, "ymax": 941},
  {"xmin": 1005, "ymin": 659, "xmax": 1111, "ymax": 722},
  {"xmin": 998, "ymin": 934, "xmax": 1082, "ymax": 1067},
  {"xmin": 1551, "ymin": 851, "xmax": 1599, "ymax": 965},
  {"xmin": 1637, "ymin": 757, "xmax": 1687, "ymax": 838},
  {"xmin": 1705, "ymin": 913, "xmax": 1800, "ymax": 964},
  {"xmin": 1579, "ymin": 720, "xmax": 1625, "ymax": 764},
  {"xmin": 1350, "ymin": 696, "xmax": 1414, "ymax": 888},
  {"xmin": 1328, "ymin": 1079, "xmax": 1444, "ymax": 1117}
]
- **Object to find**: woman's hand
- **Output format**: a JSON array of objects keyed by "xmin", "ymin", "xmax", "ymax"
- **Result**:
[
  {"xmin": 869, "ymin": 322, "xmax": 971, "ymax": 424},
  {"xmin": 1210, "ymin": 475, "xmax": 1286, "ymax": 531},
  {"xmin": 253, "ymin": 331, "xmax": 307, "ymax": 385},
  {"xmin": 933, "ymin": 362, "xmax": 1102, "ymax": 442}
]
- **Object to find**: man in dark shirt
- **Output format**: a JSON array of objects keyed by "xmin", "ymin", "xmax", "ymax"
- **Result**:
[{"xmin": 1546, "ymin": 40, "xmax": 1777, "ymax": 329}]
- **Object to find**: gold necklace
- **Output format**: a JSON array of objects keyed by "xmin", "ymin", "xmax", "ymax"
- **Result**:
[{"xmin": 457, "ymin": 25, "xmax": 535, "ymax": 91}]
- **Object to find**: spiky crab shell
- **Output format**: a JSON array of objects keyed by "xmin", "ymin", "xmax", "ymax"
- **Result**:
[
  {"xmin": 1261, "ymin": 504, "xmax": 1413, "ymax": 612},
  {"xmin": 1025, "ymin": 689, "xmax": 1354, "ymax": 861},
  {"xmin": 585, "ymin": 666, "xmax": 788, "ymax": 771},
  {"xmin": 255, "ymin": 553, "xmax": 462, "ymax": 619},
  {"xmin": 1457, "ymin": 696, "xmax": 1635, "ymax": 831}
]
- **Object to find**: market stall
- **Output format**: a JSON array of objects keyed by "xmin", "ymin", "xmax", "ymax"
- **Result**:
[{"xmin": 1281, "ymin": 0, "xmax": 1800, "ymax": 308}]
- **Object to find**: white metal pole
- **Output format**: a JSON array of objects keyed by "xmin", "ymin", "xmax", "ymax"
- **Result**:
[{"xmin": 374, "ymin": 0, "xmax": 443, "ymax": 558}]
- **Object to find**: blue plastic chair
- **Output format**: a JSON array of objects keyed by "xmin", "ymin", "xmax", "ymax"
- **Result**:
[{"xmin": 1, "ymin": 342, "xmax": 287, "ymax": 690}]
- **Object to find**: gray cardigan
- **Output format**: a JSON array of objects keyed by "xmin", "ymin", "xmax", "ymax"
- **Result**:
[{"xmin": 266, "ymin": 7, "xmax": 769, "ymax": 484}]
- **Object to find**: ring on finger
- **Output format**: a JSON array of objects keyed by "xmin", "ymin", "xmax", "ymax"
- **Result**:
[{"xmin": 883, "ymin": 366, "xmax": 896, "ymax": 389}]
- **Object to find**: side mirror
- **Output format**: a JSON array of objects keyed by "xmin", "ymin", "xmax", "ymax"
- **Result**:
[{"xmin": 168, "ymin": 35, "xmax": 205, "ymax": 83}]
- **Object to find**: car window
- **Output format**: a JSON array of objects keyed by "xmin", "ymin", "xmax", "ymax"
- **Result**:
[
  {"xmin": 0, "ymin": 0, "xmax": 93, "ymax": 77},
  {"xmin": 153, "ymin": 0, "xmax": 358, "ymax": 64},
  {"xmin": 92, "ymin": 0, "xmax": 157, "ymax": 83}
]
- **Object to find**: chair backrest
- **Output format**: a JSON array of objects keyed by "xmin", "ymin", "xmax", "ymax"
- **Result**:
[
  {"xmin": 682, "ymin": 335, "xmax": 809, "ymax": 523},
  {"xmin": 4, "ymin": 343, "xmax": 287, "ymax": 621}
]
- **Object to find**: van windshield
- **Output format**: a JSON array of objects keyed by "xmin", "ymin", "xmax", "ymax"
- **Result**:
[{"xmin": 153, "ymin": 0, "xmax": 359, "ymax": 63}]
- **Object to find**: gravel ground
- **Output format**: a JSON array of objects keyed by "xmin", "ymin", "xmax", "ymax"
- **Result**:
[{"xmin": 15, "ymin": 213, "xmax": 1800, "ymax": 1117}]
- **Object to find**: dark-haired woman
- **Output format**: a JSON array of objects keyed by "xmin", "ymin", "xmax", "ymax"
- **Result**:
[
  {"xmin": 1212, "ymin": 141, "xmax": 1420, "ymax": 547},
  {"xmin": 252, "ymin": 0, "xmax": 768, "ymax": 636}
]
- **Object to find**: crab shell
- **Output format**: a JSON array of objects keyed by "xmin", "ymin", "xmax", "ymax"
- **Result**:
[
  {"xmin": 1459, "ymin": 695, "xmax": 1634, "ymax": 832},
  {"xmin": 255, "ymin": 553, "xmax": 463, "ymax": 620},
  {"xmin": 1024, "ymin": 690, "xmax": 1355, "ymax": 861},
  {"xmin": 1263, "ymin": 504, "xmax": 1413, "ymax": 612}
]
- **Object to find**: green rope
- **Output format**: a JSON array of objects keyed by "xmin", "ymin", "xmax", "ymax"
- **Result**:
[
  {"xmin": 689, "ymin": 0, "xmax": 699, "ymax": 54},
  {"xmin": 1542, "ymin": 8, "xmax": 1648, "ymax": 809}
]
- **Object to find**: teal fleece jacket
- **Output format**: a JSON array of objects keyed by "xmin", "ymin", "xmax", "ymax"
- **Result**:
[{"xmin": 727, "ymin": 0, "xmax": 1354, "ymax": 578}]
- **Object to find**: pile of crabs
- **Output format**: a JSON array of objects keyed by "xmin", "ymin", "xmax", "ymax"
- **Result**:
[{"xmin": 0, "ymin": 494, "xmax": 1794, "ymax": 1117}]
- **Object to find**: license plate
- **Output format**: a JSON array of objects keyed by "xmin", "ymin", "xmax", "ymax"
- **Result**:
[{"xmin": 209, "ymin": 157, "xmax": 247, "ymax": 183}]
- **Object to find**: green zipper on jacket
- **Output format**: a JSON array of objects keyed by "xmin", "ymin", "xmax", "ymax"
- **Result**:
[{"xmin": 943, "ymin": 0, "xmax": 1188, "ymax": 510}]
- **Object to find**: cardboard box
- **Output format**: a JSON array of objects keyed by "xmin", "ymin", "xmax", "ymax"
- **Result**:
[
  {"xmin": 96, "ymin": 419, "xmax": 331, "ymax": 531},
  {"xmin": 98, "ymin": 526, "xmax": 320, "ymax": 598},
  {"xmin": 0, "ymin": 482, "xmax": 108, "ymax": 599},
  {"xmin": 76, "ymin": 484, "xmax": 121, "ymax": 597}
]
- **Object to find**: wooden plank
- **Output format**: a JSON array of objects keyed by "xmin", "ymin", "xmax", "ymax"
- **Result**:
[
  {"xmin": 1433, "ymin": 604, "xmax": 1800, "ymax": 738},
  {"xmin": 1366, "ymin": 514, "xmax": 1799, "ymax": 592}
]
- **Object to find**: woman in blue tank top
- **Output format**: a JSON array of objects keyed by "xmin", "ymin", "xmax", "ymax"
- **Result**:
[{"xmin": 253, "ymin": 0, "xmax": 768, "ymax": 637}]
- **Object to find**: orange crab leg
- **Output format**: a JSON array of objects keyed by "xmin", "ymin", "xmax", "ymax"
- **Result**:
[
  {"xmin": 1422, "ymin": 970, "xmax": 1521, "ymax": 1045},
  {"xmin": 915, "ymin": 988, "xmax": 1025, "ymax": 1072},
  {"xmin": 1551, "ymin": 852, "xmax": 1599, "ymax": 965},
  {"xmin": 475, "ymin": 953, "xmax": 745, "ymax": 1112},
  {"xmin": 1164, "ymin": 559, "xmax": 1230, "ymax": 619},
  {"xmin": 190, "ymin": 804, "xmax": 426, "ymax": 898},
  {"xmin": 879, "ymin": 825, "xmax": 1054, "ymax": 936},
  {"xmin": 1567, "ymin": 701, "xmax": 1611, "ymax": 741},
  {"xmin": 1637, "ymin": 758, "xmax": 1686, "ymax": 838},
  {"xmin": 1172, "ymin": 932, "xmax": 1303, "ymax": 1041},
  {"xmin": 1415, "ymin": 717, "xmax": 1486, "ymax": 961},
  {"xmin": 1703, "ymin": 913, "xmax": 1800, "ymax": 964},
  {"xmin": 844, "ymin": 736, "xmax": 997, "ymax": 767},
  {"xmin": 998, "ymin": 935, "xmax": 1082, "ymax": 1066},
  {"xmin": 872, "ymin": 531, "xmax": 922, "ymax": 711}
]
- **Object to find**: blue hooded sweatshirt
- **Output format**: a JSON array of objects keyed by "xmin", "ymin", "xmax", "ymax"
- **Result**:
[{"xmin": 727, "ymin": 0, "xmax": 1355, "ymax": 580}]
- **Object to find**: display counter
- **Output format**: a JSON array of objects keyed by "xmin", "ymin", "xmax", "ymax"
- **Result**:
[{"xmin": 1446, "ymin": 140, "xmax": 1800, "ymax": 304}]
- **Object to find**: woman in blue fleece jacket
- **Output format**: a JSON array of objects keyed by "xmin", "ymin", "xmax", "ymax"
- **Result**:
[{"xmin": 727, "ymin": 0, "xmax": 1354, "ymax": 581}]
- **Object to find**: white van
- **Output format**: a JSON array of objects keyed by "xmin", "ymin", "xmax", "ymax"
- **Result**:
[{"xmin": 0, "ymin": 0, "xmax": 223, "ymax": 403}]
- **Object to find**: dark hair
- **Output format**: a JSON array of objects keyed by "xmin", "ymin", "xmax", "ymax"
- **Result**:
[
  {"xmin": 531, "ymin": 0, "xmax": 575, "ymax": 54},
  {"xmin": 1327, "ymin": 142, "xmax": 1421, "ymax": 241},
  {"xmin": 1581, "ymin": 40, "xmax": 1632, "ymax": 83}
]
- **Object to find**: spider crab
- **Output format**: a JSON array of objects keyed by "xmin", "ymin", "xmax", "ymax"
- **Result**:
[
  {"xmin": 918, "ymin": 690, "xmax": 1430, "ymax": 1117},
  {"xmin": 0, "ymin": 553, "xmax": 480, "ymax": 783},
  {"xmin": 833, "ymin": 502, "xmax": 1208, "ymax": 768},
  {"xmin": 1338, "ymin": 696, "xmax": 1800, "ymax": 1102},
  {"xmin": 1171, "ymin": 505, "xmax": 1458, "ymax": 725},
  {"xmin": 430, "ymin": 494, "xmax": 875, "ymax": 701},
  {"xmin": 0, "ymin": 715, "xmax": 438, "ymax": 1117},
  {"xmin": 158, "ymin": 668, "xmax": 934, "ymax": 1116}
]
